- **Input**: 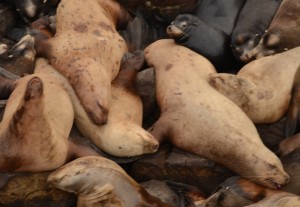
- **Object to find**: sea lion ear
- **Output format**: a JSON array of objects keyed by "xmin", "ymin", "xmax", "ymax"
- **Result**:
[
  {"xmin": 265, "ymin": 33, "xmax": 280, "ymax": 47},
  {"xmin": 24, "ymin": 77, "xmax": 43, "ymax": 101}
]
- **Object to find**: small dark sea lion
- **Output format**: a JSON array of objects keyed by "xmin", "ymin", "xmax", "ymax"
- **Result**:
[{"xmin": 166, "ymin": 14, "xmax": 237, "ymax": 73}]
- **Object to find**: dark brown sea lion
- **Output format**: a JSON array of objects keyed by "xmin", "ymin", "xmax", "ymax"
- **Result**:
[
  {"xmin": 144, "ymin": 39, "xmax": 289, "ymax": 189},
  {"xmin": 253, "ymin": 0, "xmax": 300, "ymax": 59},
  {"xmin": 38, "ymin": 0, "xmax": 131, "ymax": 125},
  {"xmin": 48, "ymin": 156, "xmax": 174, "ymax": 207},
  {"xmin": 0, "ymin": 61, "xmax": 99, "ymax": 172},
  {"xmin": 231, "ymin": 0, "xmax": 282, "ymax": 63},
  {"xmin": 0, "ymin": 35, "xmax": 36, "ymax": 76},
  {"xmin": 209, "ymin": 47, "xmax": 300, "ymax": 123}
]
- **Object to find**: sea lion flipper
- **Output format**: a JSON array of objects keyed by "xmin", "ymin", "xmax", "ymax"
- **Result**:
[
  {"xmin": 148, "ymin": 116, "xmax": 170, "ymax": 143},
  {"xmin": 67, "ymin": 141, "xmax": 101, "ymax": 161}
]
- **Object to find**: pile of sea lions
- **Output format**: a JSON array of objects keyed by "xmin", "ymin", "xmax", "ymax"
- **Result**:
[{"xmin": 0, "ymin": 0, "xmax": 299, "ymax": 206}]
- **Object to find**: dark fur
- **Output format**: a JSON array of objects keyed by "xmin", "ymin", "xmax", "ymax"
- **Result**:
[
  {"xmin": 231, "ymin": 0, "xmax": 282, "ymax": 62},
  {"xmin": 193, "ymin": 0, "xmax": 246, "ymax": 36},
  {"xmin": 167, "ymin": 14, "xmax": 237, "ymax": 73},
  {"xmin": 253, "ymin": 0, "xmax": 300, "ymax": 58}
]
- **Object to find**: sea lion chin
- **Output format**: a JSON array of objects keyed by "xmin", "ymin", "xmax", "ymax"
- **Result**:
[{"xmin": 144, "ymin": 39, "xmax": 289, "ymax": 189}]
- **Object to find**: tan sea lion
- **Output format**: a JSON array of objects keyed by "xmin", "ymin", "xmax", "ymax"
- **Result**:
[
  {"xmin": 144, "ymin": 39, "xmax": 289, "ymax": 189},
  {"xmin": 38, "ymin": 0, "xmax": 131, "ymax": 125},
  {"xmin": 48, "ymin": 156, "xmax": 174, "ymax": 207},
  {"xmin": 34, "ymin": 56, "xmax": 159, "ymax": 157},
  {"xmin": 209, "ymin": 47, "xmax": 300, "ymax": 124},
  {"xmin": 0, "ymin": 63, "xmax": 99, "ymax": 172}
]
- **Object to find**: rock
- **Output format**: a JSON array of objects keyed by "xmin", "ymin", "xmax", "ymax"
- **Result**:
[{"xmin": 0, "ymin": 172, "xmax": 76, "ymax": 207}]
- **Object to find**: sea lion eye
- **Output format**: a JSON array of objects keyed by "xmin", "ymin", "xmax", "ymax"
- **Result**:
[{"xmin": 180, "ymin": 21, "xmax": 188, "ymax": 29}]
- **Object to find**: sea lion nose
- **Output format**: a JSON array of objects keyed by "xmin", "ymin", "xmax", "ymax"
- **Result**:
[{"xmin": 167, "ymin": 25, "xmax": 172, "ymax": 32}]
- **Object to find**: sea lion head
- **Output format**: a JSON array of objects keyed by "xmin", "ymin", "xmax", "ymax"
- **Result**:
[
  {"xmin": 231, "ymin": 33, "xmax": 261, "ymax": 63},
  {"xmin": 166, "ymin": 14, "xmax": 199, "ymax": 43},
  {"xmin": 244, "ymin": 152, "xmax": 290, "ymax": 189},
  {"xmin": 252, "ymin": 32, "xmax": 282, "ymax": 59}
]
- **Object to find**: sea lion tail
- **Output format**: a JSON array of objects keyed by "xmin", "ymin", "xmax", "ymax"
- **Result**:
[{"xmin": 285, "ymin": 66, "xmax": 300, "ymax": 137}]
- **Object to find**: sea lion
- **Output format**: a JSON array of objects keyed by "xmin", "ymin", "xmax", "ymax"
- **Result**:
[
  {"xmin": 48, "ymin": 156, "xmax": 174, "ymax": 207},
  {"xmin": 209, "ymin": 47, "xmax": 300, "ymax": 123},
  {"xmin": 144, "ymin": 39, "xmax": 289, "ymax": 189},
  {"xmin": 278, "ymin": 133, "xmax": 300, "ymax": 156},
  {"xmin": 38, "ymin": 0, "xmax": 131, "ymax": 125},
  {"xmin": 34, "ymin": 56, "xmax": 159, "ymax": 157},
  {"xmin": 166, "ymin": 14, "xmax": 237, "ymax": 73},
  {"xmin": 0, "ymin": 3, "xmax": 17, "ymax": 37},
  {"xmin": 193, "ymin": 0, "xmax": 246, "ymax": 36},
  {"xmin": 231, "ymin": 0, "xmax": 282, "ymax": 63},
  {"xmin": 0, "ymin": 67, "xmax": 99, "ymax": 172},
  {"xmin": 253, "ymin": 0, "xmax": 300, "ymax": 59},
  {"xmin": 200, "ymin": 176, "xmax": 300, "ymax": 207},
  {"xmin": 0, "ymin": 34, "xmax": 36, "ymax": 76}
]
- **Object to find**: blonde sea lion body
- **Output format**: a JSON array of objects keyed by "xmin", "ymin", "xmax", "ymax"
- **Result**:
[
  {"xmin": 144, "ymin": 39, "xmax": 289, "ymax": 189},
  {"xmin": 0, "ymin": 71, "xmax": 73, "ymax": 172},
  {"xmin": 209, "ymin": 47, "xmax": 300, "ymax": 123},
  {"xmin": 43, "ymin": 0, "xmax": 130, "ymax": 124},
  {"xmin": 48, "ymin": 156, "xmax": 173, "ymax": 207}
]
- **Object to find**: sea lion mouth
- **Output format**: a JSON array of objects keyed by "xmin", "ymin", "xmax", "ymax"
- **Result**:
[
  {"xmin": 166, "ymin": 25, "xmax": 184, "ymax": 39},
  {"xmin": 265, "ymin": 176, "xmax": 290, "ymax": 189}
]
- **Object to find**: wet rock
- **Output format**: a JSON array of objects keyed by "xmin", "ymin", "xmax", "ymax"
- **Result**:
[{"xmin": 0, "ymin": 172, "xmax": 76, "ymax": 207}]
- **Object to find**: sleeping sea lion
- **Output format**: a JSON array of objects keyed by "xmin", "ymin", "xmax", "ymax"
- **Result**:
[
  {"xmin": 0, "ymin": 67, "xmax": 98, "ymax": 172},
  {"xmin": 166, "ymin": 14, "xmax": 237, "ymax": 73},
  {"xmin": 48, "ymin": 156, "xmax": 174, "ymax": 207},
  {"xmin": 209, "ymin": 47, "xmax": 300, "ymax": 123},
  {"xmin": 34, "ymin": 56, "xmax": 159, "ymax": 157},
  {"xmin": 38, "ymin": 0, "xmax": 131, "ymax": 125},
  {"xmin": 253, "ymin": 0, "xmax": 300, "ymax": 59},
  {"xmin": 144, "ymin": 39, "xmax": 289, "ymax": 189},
  {"xmin": 231, "ymin": 0, "xmax": 282, "ymax": 63},
  {"xmin": 201, "ymin": 176, "xmax": 300, "ymax": 207}
]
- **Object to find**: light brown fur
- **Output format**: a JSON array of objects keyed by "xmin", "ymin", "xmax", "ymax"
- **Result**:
[
  {"xmin": 145, "ymin": 39, "xmax": 289, "ymax": 189},
  {"xmin": 48, "ymin": 156, "xmax": 173, "ymax": 207},
  {"xmin": 209, "ymin": 47, "xmax": 300, "ymax": 123},
  {"xmin": 41, "ymin": 0, "xmax": 130, "ymax": 125}
]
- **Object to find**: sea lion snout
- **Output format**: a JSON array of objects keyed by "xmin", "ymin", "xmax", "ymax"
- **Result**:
[
  {"xmin": 24, "ymin": 76, "xmax": 43, "ymax": 101},
  {"xmin": 166, "ymin": 25, "xmax": 183, "ymax": 39}
]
